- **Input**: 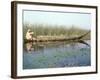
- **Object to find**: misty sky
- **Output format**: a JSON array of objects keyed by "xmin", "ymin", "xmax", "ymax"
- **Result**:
[{"xmin": 23, "ymin": 10, "xmax": 91, "ymax": 30}]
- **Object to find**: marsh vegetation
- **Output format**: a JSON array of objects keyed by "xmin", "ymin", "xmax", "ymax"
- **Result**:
[{"xmin": 23, "ymin": 23, "xmax": 90, "ymax": 41}]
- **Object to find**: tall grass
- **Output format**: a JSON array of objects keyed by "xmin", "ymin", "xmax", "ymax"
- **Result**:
[{"xmin": 23, "ymin": 23, "xmax": 90, "ymax": 40}]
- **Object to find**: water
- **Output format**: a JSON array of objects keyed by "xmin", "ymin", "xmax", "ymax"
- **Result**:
[{"xmin": 23, "ymin": 40, "xmax": 91, "ymax": 69}]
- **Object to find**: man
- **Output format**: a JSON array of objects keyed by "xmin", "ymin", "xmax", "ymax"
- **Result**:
[{"xmin": 25, "ymin": 29, "xmax": 34, "ymax": 40}]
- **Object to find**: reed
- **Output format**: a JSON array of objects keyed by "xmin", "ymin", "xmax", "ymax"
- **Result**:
[{"xmin": 23, "ymin": 23, "xmax": 90, "ymax": 40}]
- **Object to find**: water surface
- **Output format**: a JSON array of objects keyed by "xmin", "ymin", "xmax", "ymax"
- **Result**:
[{"xmin": 23, "ymin": 40, "xmax": 91, "ymax": 69}]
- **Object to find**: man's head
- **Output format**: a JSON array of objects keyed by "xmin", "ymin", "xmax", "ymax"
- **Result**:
[
  {"xmin": 27, "ymin": 29, "xmax": 34, "ymax": 35},
  {"xmin": 27, "ymin": 29, "xmax": 31, "ymax": 32}
]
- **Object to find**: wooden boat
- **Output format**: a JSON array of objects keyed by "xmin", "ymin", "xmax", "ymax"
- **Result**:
[{"xmin": 24, "ymin": 31, "xmax": 90, "ymax": 43}]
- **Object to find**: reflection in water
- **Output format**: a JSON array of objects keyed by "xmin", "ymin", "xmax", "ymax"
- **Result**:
[
  {"xmin": 25, "ymin": 42, "xmax": 34, "ymax": 53},
  {"xmin": 23, "ymin": 40, "xmax": 91, "ymax": 69},
  {"xmin": 25, "ymin": 42, "xmax": 45, "ymax": 53},
  {"xmin": 25, "ymin": 41, "xmax": 89, "ymax": 53}
]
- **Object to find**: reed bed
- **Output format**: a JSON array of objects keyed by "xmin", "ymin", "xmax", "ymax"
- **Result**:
[{"xmin": 23, "ymin": 23, "xmax": 90, "ymax": 40}]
